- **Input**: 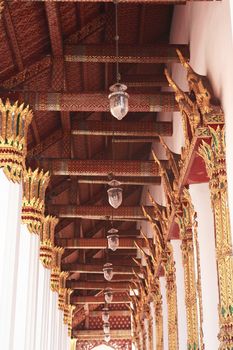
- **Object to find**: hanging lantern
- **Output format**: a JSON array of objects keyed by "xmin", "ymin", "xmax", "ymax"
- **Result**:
[
  {"xmin": 104, "ymin": 333, "xmax": 111, "ymax": 343},
  {"xmin": 107, "ymin": 228, "xmax": 119, "ymax": 251},
  {"xmin": 102, "ymin": 307, "xmax": 110, "ymax": 323},
  {"xmin": 109, "ymin": 83, "xmax": 129, "ymax": 120},
  {"xmin": 107, "ymin": 179, "xmax": 123, "ymax": 209},
  {"xmin": 103, "ymin": 322, "xmax": 110, "ymax": 334},
  {"xmin": 103, "ymin": 262, "xmax": 114, "ymax": 281},
  {"xmin": 104, "ymin": 288, "xmax": 113, "ymax": 304}
]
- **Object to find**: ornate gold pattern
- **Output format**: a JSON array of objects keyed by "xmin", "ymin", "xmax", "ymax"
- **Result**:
[
  {"xmin": 68, "ymin": 305, "xmax": 75, "ymax": 337},
  {"xmin": 40, "ymin": 215, "xmax": 59, "ymax": 268},
  {"xmin": 193, "ymin": 215, "xmax": 205, "ymax": 349},
  {"xmin": 176, "ymin": 49, "xmax": 224, "ymax": 121},
  {"xmin": 163, "ymin": 243, "xmax": 179, "ymax": 350},
  {"xmin": 135, "ymin": 206, "xmax": 177, "ymax": 350},
  {"xmin": 154, "ymin": 283, "xmax": 163, "ymax": 350},
  {"xmin": 21, "ymin": 168, "xmax": 50, "ymax": 234},
  {"xmin": 63, "ymin": 288, "xmax": 73, "ymax": 324},
  {"xmin": 199, "ymin": 126, "xmax": 233, "ymax": 349},
  {"xmin": 0, "ymin": 99, "xmax": 32, "ymax": 182},
  {"xmin": 58, "ymin": 271, "xmax": 69, "ymax": 310},
  {"xmin": 165, "ymin": 50, "xmax": 224, "ymax": 169},
  {"xmin": 176, "ymin": 189, "xmax": 202, "ymax": 350},
  {"xmin": 50, "ymin": 246, "xmax": 64, "ymax": 292}
]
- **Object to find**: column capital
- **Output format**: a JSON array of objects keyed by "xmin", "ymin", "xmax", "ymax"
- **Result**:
[
  {"xmin": 58, "ymin": 272, "xmax": 69, "ymax": 310},
  {"xmin": 21, "ymin": 168, "xmax": 50, "ymax": 234},
  {"xmin": 50, "ymin": 246, "xmax": 64, "ymax": 292},
  {"xmin": 40, "ymin": 215, "xmax": 59, "ymax": 268},
  {"xmin": 0, "ymin": 99, "xmax": 32, "ymax": 182}
]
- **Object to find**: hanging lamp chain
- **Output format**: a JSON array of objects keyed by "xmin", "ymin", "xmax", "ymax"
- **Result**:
[{"xmin": 114, "ymin": 0, "xmax": 120, "ymax": 83}]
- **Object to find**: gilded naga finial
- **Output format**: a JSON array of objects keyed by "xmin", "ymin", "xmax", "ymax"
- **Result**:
[
  {"xmin": 164, "ymin": 68, "xmax": 185, "ymax": 99},
  {"xmin": 176, "ymin": 49, "xmax": 193, "ymax": 72}
]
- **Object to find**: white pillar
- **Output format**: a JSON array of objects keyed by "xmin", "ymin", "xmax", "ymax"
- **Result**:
[
  {"xmin": 0, "ymin": 171, "xmax": 22, "ymax": 350},
  {"xmin": 150, "ymin": 301, "xmax": 156, "ymax": 349},
  {"xmin": 189, "ymin": 183, "xmax": 219, "ymax": 348},
  {"xmin": 48, "ymin": 291, "xmax": 59, "ymax": 350},
  {"xmin": 58, "ymin": 309, "xmax": 64, "ymax": 350},
  {"xmin": 171, "ymin": 240, "xmax": 187, "ymax": 348},
  {"xmin": 12, "ymin": 225, "xmax": 31, "ymax": 350},
  {"xmin": 12, "ymin": 225, "xmax": 40, "ymax": 350},
  {"xmin": 24, "ymin": 232, "xmax": 40, "ymax": 350},
  {"xmin": 35, "ymin": 264, "xmax": 51, "ymax": 350},
  {"xmin": 160, "ymin": 276, "xmax": 168, "ymax": 350}
]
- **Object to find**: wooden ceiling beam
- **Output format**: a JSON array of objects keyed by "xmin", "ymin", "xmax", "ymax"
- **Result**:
[
  {"xmin": 1, "ymin": 56, "xmax": 52, "ymax": 89},
  {"xmin": 90, "ymin": 310, "xmax": 130, "ymax": 317},
  {"xmin": 57, "ymin": 236, "xmax": 151, "ymax": 249},
  {"xmin": 0, "ymin": 60, "xmax": 167, "ymax": 90},
  {"xmin": 45, "ymin": 3, "xmax": 72, "ymax": 161},
  {"xmin": 67, "ymin": 256, "xmax": 138, "ymax": 267},
  {"xmin": 20, "ymin": 0, "xmax": 185, "ymax": 3},
  {"xmin": 3, "ymin": 3, "xmax": 24, "ymax": 71},
  {"xmin": 64, "ymin": 43, "xmax": 189, "ymax": 63},
  {"xmin": 71, "ymin": 294, "xmax": 130, "ymax": 305},
  {"xmin": 72, "ymin": 329, "xmax": 131, "ymax": 340},
  {"xmin": 71, "ymin": 120, "xmax": 172, "ymax": 137},
  {"xmin": 123, "ymin": 73, "xmax": 168, "ymax": 88},
  {"xmin": 49, "ymin": 205, "xmax": 154, "ymax": 221},
  {"xmin": 27, "ymin": 129, "xmax": 63, "ymax": 159},
  {"xmin": 65, "ymin": 13, "xmax": 106, "ymax": 44},
  {"xmin": 20, "ymin": 91, "xmax": 180, "ymax": 112},
  {"xmin": 85, "ymin": 274, "xmax": 135, "ymax": 282},
  {"xmin": 55, "ymin": 218, "xmax": 72, "ymax": 233},
  {"xmin": 46, "ymin": 178, "xmax": 70, "ymax": 202},
  {"xmin": 77, "ymin": 176, "xmax": 161, "ymax": 186},
  {"xmin": 62, "ymin": 263, "xmax": 139, "ymax": 274},
  {"xmin": 38, "ymin": 159, "xmax": 164, "ymax": 177}
]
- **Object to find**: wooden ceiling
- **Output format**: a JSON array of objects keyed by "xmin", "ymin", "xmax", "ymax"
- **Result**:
[{"xmin": 0, "ymin": 1, "xmax": 188, "ymax": 347}]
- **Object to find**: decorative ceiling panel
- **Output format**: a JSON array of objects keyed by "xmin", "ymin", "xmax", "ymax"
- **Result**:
[
  {"xmin": 59, "ymin": 3, "xmax": 78, "ymax": 38},
  {"xmin": 8, "ymin": 3, "xmax": 49, "ymax": 64},
  {"xmin": 0, "ymin": 22, "xmax": 15, "ymax": 79}
]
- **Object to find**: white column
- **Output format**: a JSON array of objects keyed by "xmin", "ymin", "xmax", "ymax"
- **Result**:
[
  {"xmin": 63, "ymin": 324, "xmax": 69, "ymax": 350},
  {"xmin": 48, "ymin": 291, "xmax": 59, "ymax": 350},
  {"xmin": 35, "ymin": 264, "xmax": 51, "ymax": 350},
  {"xmin": 150, "ymin": 301, "xmax": 156, "ymax": 349},
  {"xmin": 12, "ymin": 225, "xmax": 31, "ymax": 350},
  {"xmin": 171, "ymin": 240, "xmax": 187, "ymax": 348},
  {"xmin": 24, "ymin": 231, "xmax": 40, "ymax": 350},
  {"xmin": 189, "ymin": 183, "xmax": 219, "ymax": 348},
  {"xmin": 0, "ymin": 171, "xmax": 22, "ymax": 350},
  {"xmin": 43, "ymin": 273, "xmax": 50, "ymax": 349},
  {"xmin": 12, "ymin": 225, "xmax": 40, "ymax": 350},
  {"xmin": 160, "ymin": 276, "xmax": 168, "ymax": 350},
  {"xmin": 58, "ymin": 309, "xmax": 64, "ymax": 350}
]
